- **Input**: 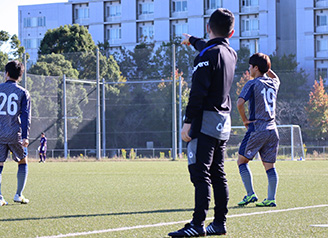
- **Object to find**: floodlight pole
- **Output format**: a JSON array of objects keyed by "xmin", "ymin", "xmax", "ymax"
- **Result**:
[
  {"xmin": 172, "ymin": 44, "xmax": 177, "ymax": 160},
  {"xmin": 96, "ymin": 48, "xmax": 101, "ymax": 159},
  {"xmin": 63, "ymin": 74, "xmax": 68, "ymax": 159},
  {"xmin": 102, "ymin": 78, "xmax": 106, "ymax": 158}
]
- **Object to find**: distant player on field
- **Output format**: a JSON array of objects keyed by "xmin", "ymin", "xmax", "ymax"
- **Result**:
[
  {"xmin": 237, "ymin": 53, "xmax": 280, "ymax": 207},
  {"xmin": 39, "ymin": 132, "xmax": 47, "ymax": 163},
  {"xmin": 0, "ymin": 60, "xmax": 31, "ymax": 206}
]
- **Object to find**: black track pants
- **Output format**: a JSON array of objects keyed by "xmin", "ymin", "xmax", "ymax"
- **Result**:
[{"xmin": 188, "ymin": 133, "xmax": 229, "ymax": 226}]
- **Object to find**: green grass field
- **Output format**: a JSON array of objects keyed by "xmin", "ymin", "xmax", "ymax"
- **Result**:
[{"xmin": 0, "ymin": 160, "xmax": 327, "ymax": 238}]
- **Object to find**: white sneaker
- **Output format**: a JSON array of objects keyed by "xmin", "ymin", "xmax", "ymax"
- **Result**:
[
  {"xmin": 0, "ymin": 195, "xmax": 8, "ymax": 206},
  {"xmin": 14, "ymin": 194, "xmax": 29, "ymax": 204}
]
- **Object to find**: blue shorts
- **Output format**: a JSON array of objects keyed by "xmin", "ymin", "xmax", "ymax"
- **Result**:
[
  {"xmin": 239, "ymin": 129, "xmax": 279, "ymax": 163},
  {"xmin": 0, "ymin": 142, "xmax": 27, "ymax": 162}
]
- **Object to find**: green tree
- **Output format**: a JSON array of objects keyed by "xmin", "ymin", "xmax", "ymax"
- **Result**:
[
  {"xmin": 305, "ymin": 77, "xmax": 328, "ymax": 140},
  {"xmin": 0, "ymin": 51, "xmax": 8, "ymax": 71},
  {"xmin": 0, "ymin": 30, "xmax": 10, "ymax": 46},
  {"xmin": 39, "ymin": 24, "xmax": 96, "ymax": 55},
  {"xmin": 9, "ymin": 34, "xmax": 26, "ymax": 60}
]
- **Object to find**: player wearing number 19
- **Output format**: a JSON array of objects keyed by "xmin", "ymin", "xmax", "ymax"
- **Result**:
[
  {"xmin": 237, "ymin": 53, "xmax": 280, "ymax": 207},
  {"xmin": 0, "ymin": 60, "xmax": 31, "ymax": 206}
]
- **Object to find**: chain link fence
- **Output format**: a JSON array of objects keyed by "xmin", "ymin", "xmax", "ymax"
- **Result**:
[{"xmin": 2, "ymin": 43, "xmax": 327, "ymax": 159}]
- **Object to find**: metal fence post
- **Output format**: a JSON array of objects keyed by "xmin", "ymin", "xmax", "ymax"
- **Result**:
[
  {"xmin": 96, "ymin": 48, "xmax": 101, "ymax": 160},
  {"xmin": 102, "ymin": 78, "xmax": 106, "ymax": 158},
  {"xmin": 23, "ymin": 52, "xmax": 27, "ymax": 89},
  {"xmin": 178, "ymin": 76, "xmax": 182, "ymax": 158},
  {"xmin": 63, "ymin": 74, "xmax": 68, "ymax": 159},
  {"xmin": 172, "ymin": 44, "xmax": 177, "ymax": 160}
]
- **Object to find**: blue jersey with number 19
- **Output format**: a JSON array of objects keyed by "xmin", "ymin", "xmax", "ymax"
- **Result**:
[
  {"xmin": 0, "ymin": 80, "xmax": 31, "ymax": 143},
  {"xmin": 238, "ymin": 75, "xmax": 280, "ymax": 131}
]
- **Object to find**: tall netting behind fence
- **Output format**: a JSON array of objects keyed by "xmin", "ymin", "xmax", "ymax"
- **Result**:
[
  {"xmin": 65, "ymin": 79, "xmax": 97, "ymax": 157},
  {"xmin": 27, "ymin": 74, "xmax": 61, "ymax": 158}
]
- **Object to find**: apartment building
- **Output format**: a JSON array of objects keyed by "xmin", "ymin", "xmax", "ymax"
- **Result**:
[
  {"xmin": 18, "ymin": 0, "xmax": 327, "ymax": 81},
  {"xmin": 296, "ymin": 0, "xmax": 328, "ymax": 81}
]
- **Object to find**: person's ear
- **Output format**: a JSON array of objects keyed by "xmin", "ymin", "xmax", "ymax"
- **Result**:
[
  {"xmin": 206, "ymin": 23, "xmax": 211, "ymax": 35},
  {"xmin": 227, "ymin": 29, "xmax": 235, "ymax": 38}
]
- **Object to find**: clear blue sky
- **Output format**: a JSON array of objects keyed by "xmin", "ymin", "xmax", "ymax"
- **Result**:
[{"xmin": 0, "ymin": 0, "xmax": 68, "ymax": 52}]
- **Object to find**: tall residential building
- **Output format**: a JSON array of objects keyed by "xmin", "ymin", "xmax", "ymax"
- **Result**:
[
  {"xmin": 18, "ymin": 0, "xmax": 327, "ymax": 82},
  {"xmin": 297, "ymin": 0, "xmax": 328, "ymax": 82}
]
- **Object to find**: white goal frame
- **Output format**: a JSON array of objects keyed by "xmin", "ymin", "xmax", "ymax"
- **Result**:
[{"xmin": 231, "ymin": 125, "xmax": 305, "ymax": 161}]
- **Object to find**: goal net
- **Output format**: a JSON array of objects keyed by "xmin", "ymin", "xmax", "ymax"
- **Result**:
[{"xmin": 227, "ymin": 125, "xmax": 305, "ymax": 160}]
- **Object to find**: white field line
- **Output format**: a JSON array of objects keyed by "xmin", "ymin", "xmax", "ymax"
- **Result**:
[
  {"xmin": 310, "ymin": 224, "xmax": 328, "ymax": 228},
  {"xmin": 37, "ymin": 204, "xmax": 328, "ymax": 238}
]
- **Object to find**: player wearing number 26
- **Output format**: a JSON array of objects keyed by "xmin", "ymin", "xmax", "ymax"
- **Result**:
[
  {"xmin": 237, "ymin": 53, "xmax": 280, "ymax": 207},
  {"xmin": 0, "ymin": 60, "xmax": 31, "ymax": 206}
]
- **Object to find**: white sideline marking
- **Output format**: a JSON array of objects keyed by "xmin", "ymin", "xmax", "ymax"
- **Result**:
[
  {"xmin": 37, "ymin": 204, "xmax": 328, "ymax": 238},
  {"xmin": 310, "ymin": 224, "xmax": 328, "ymax": 228}
]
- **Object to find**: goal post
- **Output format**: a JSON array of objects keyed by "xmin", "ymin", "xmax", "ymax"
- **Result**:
[{"xmin": 229, "ymin": 125, "xmax": 305, "ymax": 161}]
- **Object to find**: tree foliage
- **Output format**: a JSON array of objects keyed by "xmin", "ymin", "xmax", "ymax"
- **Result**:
[
  {"xmin": 39, "ymin": 24, "xmax": 96, "ymax": 55},
  {"xmin": 305, "ymin": 77, "xmax": 328, "ymax": 140}
]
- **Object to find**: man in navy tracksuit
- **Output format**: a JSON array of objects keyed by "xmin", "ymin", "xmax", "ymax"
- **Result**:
[{"xmin": 168, "ymin": 9, "xmax": 237, "ymax": 237}]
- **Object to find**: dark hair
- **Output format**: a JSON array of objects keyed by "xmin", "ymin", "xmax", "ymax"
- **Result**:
[
  {"xmin": 208, "ymin": 8, "xmax": 235, "ymax": 37},
  {"xmin": 249, "ymin": 53, "xmax": 271, "ymax": 74},
  {"xmin": 5, "ymin": 60, "xmax": 24, "ymax": 80},
  {"xmin": 41, "ymin": 132, "xmax": 45, "ymax": 135}
]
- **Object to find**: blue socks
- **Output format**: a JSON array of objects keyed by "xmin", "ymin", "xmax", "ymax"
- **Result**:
[
  {"xmin": 16, "ymin": 164, "xmax": 28, "ymax": 196},
  {"xmin": 0, "ymin": 166, "xmax": 3, "ymax": 195},
  {"xmin": 239, "ymin": 163, "xmax": 255, "ymax": 196},
  {"xmin": 266, "ymin": 168, "xmax": 278, "ymax": 200}
]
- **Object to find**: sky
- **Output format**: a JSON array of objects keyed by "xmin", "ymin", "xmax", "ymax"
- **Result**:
[{"xmin": 0, "ymin": 0, "xmax": 68, "ymax": 52}]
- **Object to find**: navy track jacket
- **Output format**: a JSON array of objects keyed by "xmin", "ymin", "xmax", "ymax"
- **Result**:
[{"xmin": 185, "ymin": 36, "xmax": 237, "ymax": 139}]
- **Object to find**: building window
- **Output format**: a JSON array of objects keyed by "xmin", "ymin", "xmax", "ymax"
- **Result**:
[
  {"xmin": 317, "ymin": 39, "xmax": 328, "ymax": 52},
  {"xmin": 172, "ymin": 20, "xmax": 188, "ymax": 38},
  {"xmin": 317, "ymin": 15, "xmax": 327, "ymax": 26},
  {"xmin": 138, "ymin": 2, "xmax": 154, "ymax": 15},
  {"xmin": 318, "ymin": 67, "xmax": 328, "ymax": 80},
  {"xmin": 24, "ymin": 17, "xmax": 46, "ymax": 28},
  {"xmin": 241, "ymin": 15, "xmax": 259, "ymax": 37},
  {"xmin": 241, "ymin": 0, "xmax": 259, "ymax": 7},
  {"xmin": 138, "ymin": 22, "xmax": 154, "ymax": 42},
  {"xmin": 106, "ymin": 25, "xmax": 121, "ymax": 45},
  {"xmin": 207, "ymin": 0, "xmax": 222, "ymax": 10},
  {"xmin": 23, "ymin": 38, "xmax": 42, "ymax": 49},
  {"xmin": 172, "ymin": 0, "xmax": 187, "ymax": 13},
  {"xmin": 106, "ymin": 4, "xmax": 121, "ymax": 17},
  {"xmin": 241, "ymin": 39, "xmax": 258, "ymax": 55},
  {"xmin": 75, "ymin": 8, "xmax": 89, "ymax": 19}
]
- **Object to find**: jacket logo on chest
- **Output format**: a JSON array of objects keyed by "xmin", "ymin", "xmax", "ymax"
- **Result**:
[{"xmin": 193, "ymin": 61, "xmax": 209, "ymax": 73}]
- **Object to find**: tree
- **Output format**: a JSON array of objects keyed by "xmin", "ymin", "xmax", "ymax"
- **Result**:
[
  {"xmin": 0, "ymin": 30, "xmax": 10, "ymax": 46},
  {"xmin": 305, "ymin": 77, "xmax": 328, "ymax": 140},
  {"xmin": 0, "ymin": 51, "xmax": 8, "ymax": 71},
  {"xmin": 9, "ymin": 34, "xmax": 26, "ymax": 61},
  {"xmin": 39, "ymin": 24, "xmax": 96, "ymax": 55}
]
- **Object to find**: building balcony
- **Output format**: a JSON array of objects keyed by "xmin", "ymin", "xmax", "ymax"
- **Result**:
[
  {"xmin": 205, "ymin": 8, "xmax": 216, "ymax": 16},
  {"xmin": 171, "ymin": 11, "xmax": 188, "ymax": 19},
  {"xmin": 105, "ymin": 16, "xmax": 121, "ymax": 23},
  {"xmin": 74, "ymin": 18, "xmax": 89, "ymax": 25},
  {"xmin": 240, "ymin": 6, "xmax": 259, "ymax": 14},
  {"xmin": 138, "ymin": 13, "xmax": 154, "ymax": 21},
  {"xmin": 241, "ymin": 30, "xmax": 259, "ymax": 37},
  {"xmin": 316, "ymin": 25, "xmax": 328, "ymax": 33},
  {"xmin": 107, "ymin": 38, "xmax": 121, "ymax": 46},
  {"xmin": 316, "ymin": 50, "xmax": 328, "ymax": 58},
  {"xmin": 316, "ymin": 0, "xmax": 328, "ymax": 8}
]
